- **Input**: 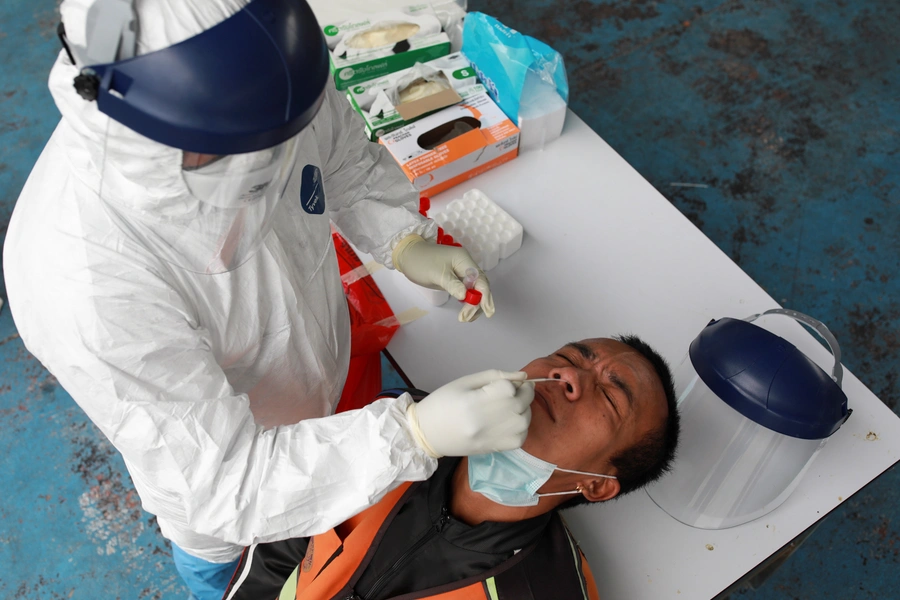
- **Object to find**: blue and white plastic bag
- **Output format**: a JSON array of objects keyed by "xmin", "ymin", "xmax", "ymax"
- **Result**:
[{"xmin": 462, "ymin": 12, "xmax": 568, "ymax": 150}]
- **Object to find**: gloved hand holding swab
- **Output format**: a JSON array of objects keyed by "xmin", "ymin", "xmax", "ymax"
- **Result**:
[{"xmin": 406, "ymin": 370, "xmax": 534, "ymax": 457}]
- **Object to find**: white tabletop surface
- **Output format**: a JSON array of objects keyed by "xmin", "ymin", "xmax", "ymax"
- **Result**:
[
  {"xmin": 307, "ymin": 1, "xmax": 900, "ymax": 597},
  {"xmin": 359, "ymin": 113, "xmax": 900, "ymax": 599}
]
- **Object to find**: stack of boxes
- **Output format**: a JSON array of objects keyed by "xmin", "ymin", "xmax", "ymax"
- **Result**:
[{"xmin": 320, "ymin": 4, "xmax": 520, "ymax": 197}]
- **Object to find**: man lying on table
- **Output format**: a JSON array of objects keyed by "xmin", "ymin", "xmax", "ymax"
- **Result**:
[{"xmin": 223, "ymin": 336, "xmax": 680, "ymax": 600}]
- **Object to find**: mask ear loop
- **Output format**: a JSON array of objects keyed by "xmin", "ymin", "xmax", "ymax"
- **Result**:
[
  {"xmin": 536, "ymin": 486, "xmax": 584, "ymax": 498},
  {"xmin": 536, "ymin": 480, "xmax": 608, "ymax": 498},
  {"xmin": 555, "ymin": 467, "xmax": 617, "ymax": 479}
]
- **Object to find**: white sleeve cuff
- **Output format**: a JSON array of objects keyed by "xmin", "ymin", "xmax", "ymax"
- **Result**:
[{"xmin": 376, "ymin": 219, "xmax": 439, "ymax": 270}]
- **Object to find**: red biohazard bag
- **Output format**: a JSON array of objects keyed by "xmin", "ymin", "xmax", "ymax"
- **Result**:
[{"xmin": 332, "ymin": 231, "xmax": 400, "ymax": 413}]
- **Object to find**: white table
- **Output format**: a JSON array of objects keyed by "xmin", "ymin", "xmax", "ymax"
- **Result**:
[
  {"xmin": 360, "ymin": 113, "xmax": 900, "ymax": 599},
  {"xmin": 307, "ymin": 1, "xmax": 900, "ymax": 597}
]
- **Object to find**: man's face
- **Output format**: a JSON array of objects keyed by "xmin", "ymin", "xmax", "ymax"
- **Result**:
[{"xmin": 520, "ymin": 338, "xmax": 668, "ymax": 485}]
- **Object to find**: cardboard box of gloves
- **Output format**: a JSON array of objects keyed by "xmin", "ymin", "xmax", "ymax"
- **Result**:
[
  {"xmin": 347, "ymin": 53, "xmax": 481, "ymax": 141},
  {"xmin": 378, "ymin": 90, "xmax": 520, "ymax": 197},
  {"xmin": 322, "ymin": 4, "xmax": 453, "ymax": 90}
]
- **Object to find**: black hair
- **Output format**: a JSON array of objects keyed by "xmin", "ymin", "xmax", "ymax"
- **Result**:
[{"xmin": 561, "ymin": 334, "xmax": 680, "ymax": 508}]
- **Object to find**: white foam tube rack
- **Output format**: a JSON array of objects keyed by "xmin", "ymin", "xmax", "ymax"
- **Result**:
[
  {"xmin": 416, "ymin": 189, "xmax": 524, "ymax": 306},
  {"xmin": 431, "ymin": 189, "xmax": 524, "ymax": 271}
]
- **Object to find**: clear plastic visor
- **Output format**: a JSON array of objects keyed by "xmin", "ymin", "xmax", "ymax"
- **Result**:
[{"xmin": 98, "ymin": 120, "xmax": 301, "ymax": 274}]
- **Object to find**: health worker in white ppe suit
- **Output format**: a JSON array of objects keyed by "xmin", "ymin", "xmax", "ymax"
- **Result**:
[{"xmin": 1, "ymin": 1, "xmax": 534, "ymax": 598}]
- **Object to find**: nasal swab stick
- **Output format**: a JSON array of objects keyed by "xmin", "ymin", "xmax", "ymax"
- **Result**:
[{"xmin": 509, "ymin": 377, "xmax": 566, "ymax": 389}]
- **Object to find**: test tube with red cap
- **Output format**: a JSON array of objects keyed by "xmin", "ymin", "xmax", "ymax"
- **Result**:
[{"xmin": 461, "ymin": 268, "xmax": 482, "ymax": 305}]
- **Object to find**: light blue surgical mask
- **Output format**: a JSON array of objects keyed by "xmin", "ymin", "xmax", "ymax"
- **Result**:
[{"xmin": 467, "ymin": 448, "xmax": 617, "ymax": 507}]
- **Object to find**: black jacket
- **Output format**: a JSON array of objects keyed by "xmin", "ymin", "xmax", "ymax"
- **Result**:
[
  {"xmin": 224, "ymin": 388, "xmax": 598, "ymax": 600},
  {"xmin": 224, "ymin": 458, "xmax": 598, "ymax": 600}
]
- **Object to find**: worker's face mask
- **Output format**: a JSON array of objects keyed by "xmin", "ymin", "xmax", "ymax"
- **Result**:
[
  {"xmin": 467, "ymin": 448, "xmax": 616, "ymax": 507},
  {"xmin": 97, "ymin": 120, "xmax": 302, "ymax": 275},
  {"xmin": 180, "ymin": 144, "xmax": 293, "ymax": 273},
  {"xmin": 181, "ymin": 145, "xmax": 285, "ymax": 208}
]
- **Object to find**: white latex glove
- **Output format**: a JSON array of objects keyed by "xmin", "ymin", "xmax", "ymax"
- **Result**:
[
  {"xmin": 406, "ymin": 370, "xmax": 534, "ymax": 457},
  {"xmin": 392, "ymin": 234, "xmax": 495, "ymax": 322}
]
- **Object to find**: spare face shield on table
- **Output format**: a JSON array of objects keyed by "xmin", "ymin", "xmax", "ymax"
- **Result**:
[{"xmin": 59, "ymin": 0, "xmax": 330, "ymax": 273}]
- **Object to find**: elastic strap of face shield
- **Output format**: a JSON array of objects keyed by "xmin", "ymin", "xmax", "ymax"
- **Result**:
[{"xmin": 58, "ymin": 0, "xmax": 137, "ymax": 101}]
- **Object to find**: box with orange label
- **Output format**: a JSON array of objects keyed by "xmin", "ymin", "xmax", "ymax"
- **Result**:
[{"xmin": 378, "ymin": 91, "xmax": 520, "ymax": 197}]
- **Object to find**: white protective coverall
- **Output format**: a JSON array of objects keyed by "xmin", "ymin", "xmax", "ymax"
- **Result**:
[{"xmin": 3, "ymin": 0, "xmax": 440, "ymax": 563}]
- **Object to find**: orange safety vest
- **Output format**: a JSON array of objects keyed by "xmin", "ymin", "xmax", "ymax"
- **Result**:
[{"xmin": 279, "ymin": 483, "xmax": 601, "ymax": 600}]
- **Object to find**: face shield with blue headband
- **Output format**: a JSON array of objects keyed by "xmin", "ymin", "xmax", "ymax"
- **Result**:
[{"xmin": 58, "ymin": 0, "xmax": 330, "ymax": 274}]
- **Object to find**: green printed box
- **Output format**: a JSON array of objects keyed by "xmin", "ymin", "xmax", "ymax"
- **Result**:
[
  {"xmin": 347, "ymin": 53, "xmax": 480, "ymax": 140},
  {"xmin": 322, "ymin": 4, "xmax": 452, "ymax": 90}
]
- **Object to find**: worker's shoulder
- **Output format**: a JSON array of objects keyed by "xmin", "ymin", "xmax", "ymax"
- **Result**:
[
  {"xmin": 6, "ymin": 180, "xmax": 183, "ymax": 363},
  {"xmin": 8, "ymin": 170, "xmax": 160, "ymax": 284}
]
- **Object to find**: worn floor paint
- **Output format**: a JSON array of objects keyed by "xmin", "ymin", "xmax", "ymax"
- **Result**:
[{"xmin": 1, "ymin": 0, "xmax": 897, "ymax": 598}]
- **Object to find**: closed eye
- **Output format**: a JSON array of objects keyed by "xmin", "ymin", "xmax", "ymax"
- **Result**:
[
  {"xmin": 605, "ymin": 390, "xmax": 620, "ymax": 415},
  {"xmin": 555, "ymin": 352, "xmax": 575, "ymax": 365}
]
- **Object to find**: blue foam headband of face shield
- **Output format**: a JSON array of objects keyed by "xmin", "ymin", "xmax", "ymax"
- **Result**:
[{"xmin": 67, "ymin": 0, "xmax": 329, "ymax": 154}]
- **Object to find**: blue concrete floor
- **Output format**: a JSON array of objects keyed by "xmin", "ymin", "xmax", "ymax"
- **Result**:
[{"xmin": 1, "ymin": 1, "xmax": 897, "ymax": 598}]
